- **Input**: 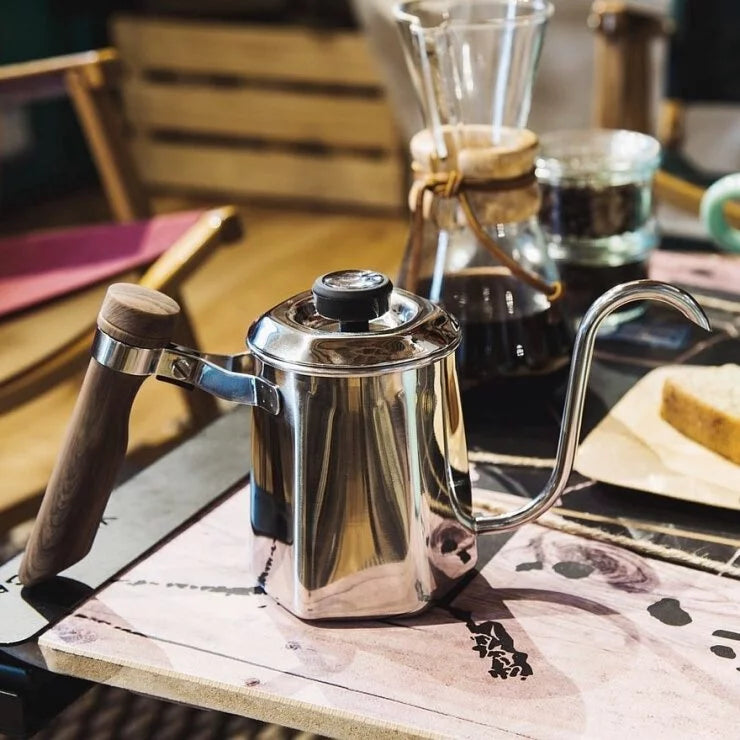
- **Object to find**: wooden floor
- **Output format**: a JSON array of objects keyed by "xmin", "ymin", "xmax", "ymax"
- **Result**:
[{"xmin": 0, "ymin": 193, "xmax": 406, "ymax": 530}]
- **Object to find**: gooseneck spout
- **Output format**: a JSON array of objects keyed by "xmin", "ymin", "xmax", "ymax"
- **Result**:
[{"xmin": 451, "ymin": 280, "xmax": 711, "ymax": 534}]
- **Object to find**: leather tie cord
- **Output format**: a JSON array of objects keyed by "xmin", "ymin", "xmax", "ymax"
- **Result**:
[{"xmin": 407, "ymin": 169, "xmax": 564, "ymax": 302}]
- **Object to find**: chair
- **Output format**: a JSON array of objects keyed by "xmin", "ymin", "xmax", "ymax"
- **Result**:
[
  {"xmin": 590, "ymin": 0, "xmax": 740, "ymax": 227},
  {"xmin": 0, "ymin": 49, "xmax": 243, "ymax": 424}
]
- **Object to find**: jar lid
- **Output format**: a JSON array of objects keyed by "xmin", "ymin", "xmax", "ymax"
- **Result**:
[
  {"xmin": 247, "ymin": 270, "xmax": 460, "ymax": 375},
  {"xmin": 536, "ymin": 128, "xmax": 660, "ymax": 184}
]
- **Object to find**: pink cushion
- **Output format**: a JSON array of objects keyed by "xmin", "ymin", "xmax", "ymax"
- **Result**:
[{"xmin": 0, "ymin": 210, "xmax": 204, "ymax": 319}]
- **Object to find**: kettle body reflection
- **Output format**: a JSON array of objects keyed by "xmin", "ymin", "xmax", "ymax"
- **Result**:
[{"xmin": 249, "ymin": 354, "xmax": 477, "ymax": 618}]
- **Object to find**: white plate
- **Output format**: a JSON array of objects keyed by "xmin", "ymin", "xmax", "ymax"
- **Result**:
[{"xmin": 575, "ymin": 365, "xmax": 740, "ymax": 510}]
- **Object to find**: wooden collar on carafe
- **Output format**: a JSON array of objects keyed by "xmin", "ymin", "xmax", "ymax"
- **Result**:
[
  {"xmin": 409, "ymin": 125, "xmax": 540, "ymax": 223},
  {"xmin": 406, "ymin": 125, "xmax": 562, "ymax": 302}
]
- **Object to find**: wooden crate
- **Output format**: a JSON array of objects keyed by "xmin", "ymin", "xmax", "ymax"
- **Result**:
[{"xmin": 112, "ymin": 16, "xmax": 407, "ymax": 211}]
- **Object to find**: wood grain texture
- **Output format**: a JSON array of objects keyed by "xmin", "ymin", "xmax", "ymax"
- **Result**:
[
  {"xmin": 112, "ymin": 16, "xmax": 405, "ymax": 211},
  {"xmin": 66, "ymin": 63, "xmax": 151, "ymax": 222},
  {"xmin": 97, "ymin": 283, "xmax": 180, "ymax": 349},
  {"xmin": 131, "ymin": 139, "xmax": 405, "ymax": 210},
  {"xmin": 18, "ymin": 285, "xmax": 181, "ymax": 584},
  {"xmin": 19, "ymin": 361, "xmax": 147, "ymax": 585},
  {"xmin": 39, "ymin": 485, "xmax": 740, "ymax": 738},
  {"xmin": 113, "ymin": 16, "xmax": 383, "ymax": 85},
  {"xmin": 123, "ymin": 79, "xmax": 397, "ymax": 150}
]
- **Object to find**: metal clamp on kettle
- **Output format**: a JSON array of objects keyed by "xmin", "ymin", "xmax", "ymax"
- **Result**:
[{"xmin": 19, "ymin": 270, "xmax": 709, "ymax": 620}]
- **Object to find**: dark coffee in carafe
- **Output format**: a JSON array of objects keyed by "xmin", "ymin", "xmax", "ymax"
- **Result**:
[{"xmin": 416, "ymin": 267, "xmax": 572, "ymax": 400}]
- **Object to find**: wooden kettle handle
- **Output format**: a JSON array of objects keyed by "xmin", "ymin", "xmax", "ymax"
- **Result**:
[{"xmin": 19, "ymin": 284, "xmax": 180, "ymax": 586}]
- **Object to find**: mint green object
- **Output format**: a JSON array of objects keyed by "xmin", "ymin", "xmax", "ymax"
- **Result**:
[{"xmin": 701, "ymin": 173, "xmax": 740, "ymax": 252}]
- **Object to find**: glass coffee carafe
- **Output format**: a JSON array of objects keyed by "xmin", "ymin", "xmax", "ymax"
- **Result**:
[{"xmin": 394, "ymin": 1, "xmax": 572, "ymax": 406}]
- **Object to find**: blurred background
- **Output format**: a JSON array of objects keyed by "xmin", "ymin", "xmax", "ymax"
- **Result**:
[
  {"xmin": 1, "ymin": 1, "xmax": 739, "ymax": 736},
  {"xmin": 1, "ymin": 0, "xmax": 738, "ymax": 544}
]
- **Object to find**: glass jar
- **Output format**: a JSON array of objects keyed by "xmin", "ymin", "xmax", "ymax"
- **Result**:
[{"xmin": 536, "ymin": 129, "xmax": 661, "ymax": 324}]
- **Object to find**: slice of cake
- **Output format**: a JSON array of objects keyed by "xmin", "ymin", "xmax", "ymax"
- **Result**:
[{"xmin": 660, "ymin": 364, "xmax": 740, "ymax": 465}]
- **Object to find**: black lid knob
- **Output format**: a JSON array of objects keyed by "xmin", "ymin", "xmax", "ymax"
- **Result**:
[{"xmin": 312, "ymin": 270, "xmax": 393, "ymax": 331}]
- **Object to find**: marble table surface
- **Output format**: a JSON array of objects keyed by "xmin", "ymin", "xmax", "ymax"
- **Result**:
[{"xmin": 39, "ymin": 485, "xmax": 740, "ymax": 739}]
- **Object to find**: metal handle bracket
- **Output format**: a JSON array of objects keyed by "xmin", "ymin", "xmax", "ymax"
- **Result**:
[{"xmin": 92, "ymin": 331, "xmax": 281, "ymax": 415}]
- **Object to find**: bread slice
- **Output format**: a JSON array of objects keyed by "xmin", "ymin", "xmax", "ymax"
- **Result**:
[{"xmin": 660, "ymin": 364, "xmax": 740, "ymax": 465}]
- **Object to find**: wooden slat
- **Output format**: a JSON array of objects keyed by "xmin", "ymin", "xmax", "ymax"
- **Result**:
[
  {"xmin": 132, "ymin": 139, "xmax": 404, "ymax": 210},
  {"xmin": 123, "ymin": 79, "xmax": 397, "ymax": 150},
  {"xmin": 0, "ymin": 49, "xmax": 117, "ymax": 103},
  {"xmin": 113, "ymin": 16, "xmax": 383, "ymax": 86}
]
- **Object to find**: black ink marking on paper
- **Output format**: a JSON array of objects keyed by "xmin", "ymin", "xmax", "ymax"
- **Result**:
[
  {"xmin": 244, "ymin": 678, "xmax": 261, "ymax": 687},
  {"xmin": 553, "ymin": 561, "xmax": 594, "ymax": 579},
  {"xmin": 458, "ymin": 548, "xmax": 472, "ymax": 564},
  {"xmin": 529, "ymin": 535, "xmax": 658, "ymax": 592},
  {"xmin": 441, "ymin": 537, "xmax": 457, "ymax": 554},
  {"xmin": 119, "ymin": 578, "xmax": 262, "ymax": 596},
  {"xmin": 647, "ymin": 598, "xmax": 692, "ymax": 626},
  {"xmin": 285, "ymin": 641, "xmax": 300, "ymax": 651},
  {"xmin": 712, "ymin": 629, "xmax": 740, "ymax": 641},
  {"xmin": 466, "ymin": 618, "xmax": 533, "ymax": 680},
  {"xmin": 200, "ymin": 585, "xmax": 262, "ymax": 597},
  {"xmin": 414, "ymin": 580, "xmax": 431, "ymax": 603},
  {"xmin": 76, "ymin": 613, "xmax": 148, "ymax": 639},
  {"xmin": 710, "ymin": 645, "xmax": 736, "ymax": 659},
  {"xmin": 257, "ymin": 540, "xmax": 278, "ymax": 589},
  {"xmin": 516, "ymin": 561, "xmax": 543, "ymax": 571}
]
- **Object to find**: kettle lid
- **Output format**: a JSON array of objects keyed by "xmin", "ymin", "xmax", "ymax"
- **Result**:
[{"xmin": 247, "ymin": 269, "xmax": 460, "ymax": 375}]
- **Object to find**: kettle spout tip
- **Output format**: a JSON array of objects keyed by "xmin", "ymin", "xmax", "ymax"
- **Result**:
[
  {"xmin": 696, "ymin": 312, "xmax": 712, "ymax": 332},
  {"xmin": 636, "ymin": 280, "xmax": 711, "ymax": 333},
  {"xmin": 676, "ymin": 291, "xmax": 711, "ymax": 332}
]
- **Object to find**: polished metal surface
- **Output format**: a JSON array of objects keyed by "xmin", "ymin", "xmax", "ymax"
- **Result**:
[
  {"xmin": 157, "ymin": 346, "xmax": 281, "ymax": 415},
  {"xmin": 248, "ymin": 351, "xmax": 476, "ymax": 619},
  {"xmin": 91, "ymin": 276, "xmax": 710, "ymax": 621},
  {"xmin": 321, "ymin": 269, "xmax": 387, "ymax": 290},
  {"xmin": 247, "ymin": 286, "xmax": 460, "ymax": 375},
  {"xmin": 92, "ymin": 331, "xmax": 280, "ymax": 415},
  {"xmin": 448, "ymin": 279, "xmax": 710, "ymax": 534},
  {"xmin": 92, "ymin": 332, "xmax": 160, "ymax": 376}
]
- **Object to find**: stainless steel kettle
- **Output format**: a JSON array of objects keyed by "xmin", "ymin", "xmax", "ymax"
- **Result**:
[{"xmin": 19, "ymin": 270, "xmax": 709, "ymax": 620}]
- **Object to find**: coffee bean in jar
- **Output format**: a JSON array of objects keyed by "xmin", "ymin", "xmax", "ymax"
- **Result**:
[
  {"xmin": 536, "ymin": 129, "xmax": 661, "ymax": 325},
  {"xmin": 539, "ymin": 181, "xmax": 649, "ymax": 240}
]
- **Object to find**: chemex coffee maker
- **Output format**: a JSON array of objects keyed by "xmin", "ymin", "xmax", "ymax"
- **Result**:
[
  {"xmin": 20, "ymin": 270, "xmax": 707, "ymax": 620},
  {"xmin": 395, "ymin": 0, "xmax": 574, "ymax": 399}
]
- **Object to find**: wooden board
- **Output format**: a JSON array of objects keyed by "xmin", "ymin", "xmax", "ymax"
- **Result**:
[
  {"xmin": 113, "ymin": 17, "xmax": 383, "ymax": 86},
  {"xmin": 40, "ymin": 485, "xmax": 740, "ymax": 739},
  {"xmin": 131, "ymin": 139, "xmax": 404, "ymax": 210},
  {"xmin": 123, "ymin": 80, "xmax": 397, "ymax": 150},
  {"xmin": 112, "ymin": 16, "xmax": 405, "ymax": 211}
]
